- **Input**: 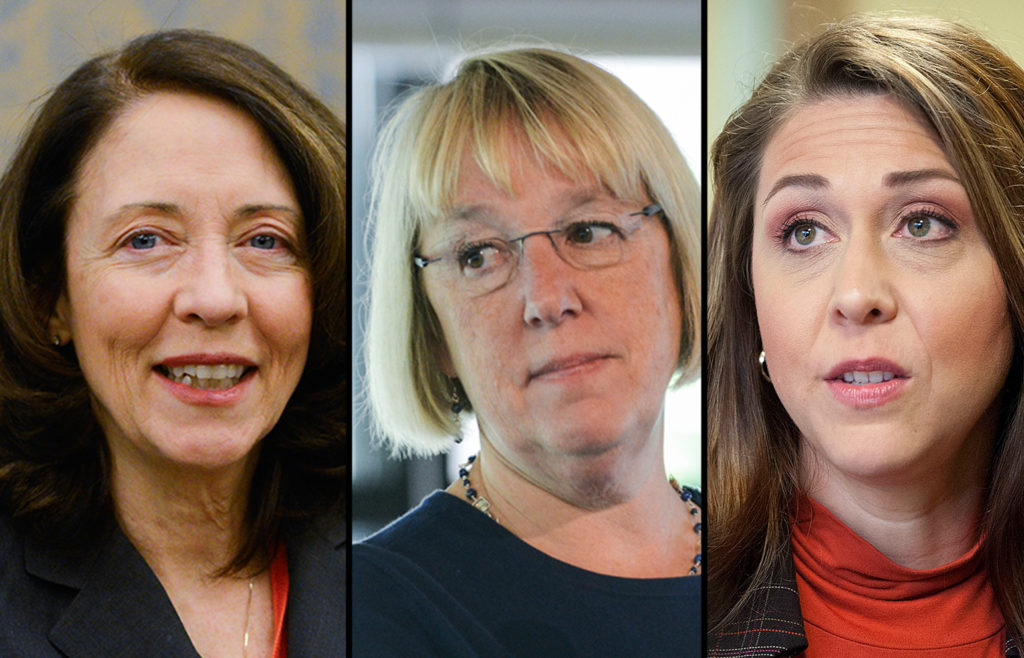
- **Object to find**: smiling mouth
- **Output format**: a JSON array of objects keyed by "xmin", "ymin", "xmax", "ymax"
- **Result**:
[
  {"xmin": 840, "ymin": 370, "xmax": 896, "ymax": 385},
  {"xmin": 155, "ymin": 364, "xmax": 252, "ymax": 390}
]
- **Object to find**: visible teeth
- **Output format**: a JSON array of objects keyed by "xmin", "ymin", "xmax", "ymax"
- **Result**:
[
  {"xmin": 162, "ymin": 364, "xmax": 247, "ymax": 390},
  {"xmin": 842, "ymin": 370, "xmax": 895, "ymax": 385}
]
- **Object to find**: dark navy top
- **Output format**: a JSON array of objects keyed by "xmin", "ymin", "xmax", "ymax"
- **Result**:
[{"xmin": 352, "ymin": 490, "xmax": 701, "ymax": 657}]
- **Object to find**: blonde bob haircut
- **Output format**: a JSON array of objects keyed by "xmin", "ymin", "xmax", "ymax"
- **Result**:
[{"xmin": 366, "ymin": 47, "xmax": 700, "ymax": 456}]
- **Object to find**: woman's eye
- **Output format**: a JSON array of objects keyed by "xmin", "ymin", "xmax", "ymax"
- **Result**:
[
  {"xmin": 128, "ymin": 233, "xmax": 159, "ymax": 250},
  {"xmin": 250, "ymin": 234, "xmax": 278, "ymax": 250},
  {"xmin": 894, "ymin": 213, "xmax": 955, "ymax": 241},
  {"xmin": 458, "ymin": 244, "xmax": 498, "ymax": 271},
  {"xmin": 781, "ymin": 220, "xmax": 833, "ymax": 250},
  {"xmin": 566, "ymin": 222, "xmax": 617, "ymax": 245}
]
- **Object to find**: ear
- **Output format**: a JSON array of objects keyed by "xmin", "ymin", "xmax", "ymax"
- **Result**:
[{"xmin": 47, "ymin": 292, "xmax": 72, "ymax": 345}]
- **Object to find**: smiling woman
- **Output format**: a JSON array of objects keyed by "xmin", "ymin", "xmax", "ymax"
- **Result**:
[
  {"xmin": 709, "ymin": 15, "xmax": 1024, "ymax": 657},
  {"xmin": 0, "ymin": 30, "xmax": 346, "ymax": 656},
  {"xmin": 54, "ymin": 92, "xmax": 313, "ymax": 473}
]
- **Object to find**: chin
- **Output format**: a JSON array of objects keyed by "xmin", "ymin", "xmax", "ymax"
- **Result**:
[
  {"xmin": 149, "ymin": 427, "xmax": 262, "ymax": 472},
  {"xmin": 806, "ymin": 437, "xmax": 929, "ymax": 484}
]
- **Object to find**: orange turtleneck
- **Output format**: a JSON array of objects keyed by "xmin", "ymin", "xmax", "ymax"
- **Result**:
[{"xmin": 791, "ymin": 495, "xmax": 1004, "ymax": 656}]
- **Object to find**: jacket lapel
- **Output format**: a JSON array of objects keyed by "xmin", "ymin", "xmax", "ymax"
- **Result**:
[
  {"xmin": 285, "ymin": 513, "xmax": 347, "ymax": 655},
  {"xmin": 25, "ymin": 526, "xmax": 198, "ymax": 657},
  {"xmin": 709, "ymin": 557, "xmax": 808, "ymax": 657}
]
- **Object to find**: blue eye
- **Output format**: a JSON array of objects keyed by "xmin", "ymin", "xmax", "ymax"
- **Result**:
[
  {"xmin": 129, "ymin": 233, "xmax": 158, "ymax": 250},
  {"xmin": 250, "ymin": 234, "xmax": 277, "ymax": 250}
]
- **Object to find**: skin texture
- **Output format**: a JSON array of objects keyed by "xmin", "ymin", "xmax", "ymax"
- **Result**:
[
  {"xmin": 54, "ymin": 91, "xmax": 311, "ymax": 477},
  {"xmin": 50, "ymin": 91, "xmax": 310, "ymax": 656},
  {"xmin": 752, "ymin": 94, "xmax": 1013, "ymax": 567},
  {"xmin": 423, "ymin": 148, "xmax": 694, "ymax": 576}
]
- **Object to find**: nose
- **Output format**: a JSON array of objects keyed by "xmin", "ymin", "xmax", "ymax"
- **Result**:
[
  {"xmin": 173, "ymin": 242, "xmax": 248, "ymax": 327},
  {"xmin": 829, "ymin": 237, "xmax": 897, "ymax": 325},
  {"xmin": 519, "ymin": 234, "xmax": 583, "ymax": 327}
]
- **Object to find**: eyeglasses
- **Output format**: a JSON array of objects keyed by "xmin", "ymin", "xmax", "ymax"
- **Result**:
[{"xmin": 413, "ymin": 203, "xmax": 663, "ymax": 297}]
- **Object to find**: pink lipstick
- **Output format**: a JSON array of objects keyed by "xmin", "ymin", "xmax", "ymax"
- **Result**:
[{"xmin": 825, "ymin": 358, "xmax": 909, "ymax": 409}]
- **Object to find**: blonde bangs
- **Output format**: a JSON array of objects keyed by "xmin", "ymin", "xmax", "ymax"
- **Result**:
[{"xmin": 402, "ymin": 50, "xmax": 656, "ymax": 235}]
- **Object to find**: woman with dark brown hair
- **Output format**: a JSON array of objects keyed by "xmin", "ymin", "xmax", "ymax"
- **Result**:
[
  {"xmin": 0, "ymin": 30, "xmax": 346, "ymax": 655},
  {"xmin": 710, "ymin": 15, "xmax": 1024, "ymax": 656}
]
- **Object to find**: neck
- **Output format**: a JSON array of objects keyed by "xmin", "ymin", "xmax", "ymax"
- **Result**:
[
  {"xmin": 111, "ymin": 449, "xmax": 259, "ymax": 580},
  {"xmin": 447, "ymin": 422, "xmax": 697, "ymax": 577},
  {"xmin": 800, "ymin": 431, "xmax": 991, "ymax": 569}
]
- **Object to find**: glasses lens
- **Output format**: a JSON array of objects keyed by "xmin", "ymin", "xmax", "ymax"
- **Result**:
[
  {"xmin": 557, "ymin": 220, "xmax": 628, "ymax": 269},
  {"xmin": 454, "ymin": 239, "xmax": 516, "ymax": 296}
]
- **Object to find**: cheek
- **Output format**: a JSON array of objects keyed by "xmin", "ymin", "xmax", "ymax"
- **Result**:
[
  {"xmin": 254, "ymin": 276, "xmax": 314, "ymax": 372},
  {"xmin": 751, "ymin": 253, "xmax": 832, "ymax": 406},
  {"xmin": 753, "ymin": 256, "xmax": 804, "ymax": 365},
  {"xmin": 444, "ymin": 300, "xmax": 508, "ymax": 376},
  {"xmin": 914, "ymin": 264, "xmax": 1012, "ymax": 383},
  {"xmin": 66, "ymin": 267, "xmax": 167, "ymax": 372},
  {"xmin": 423, "ymin": 279, "xmax": 490, "ymax": 380}
]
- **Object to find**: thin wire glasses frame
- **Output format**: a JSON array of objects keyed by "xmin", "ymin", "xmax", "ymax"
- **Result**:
[{"xmin": 413, "ymin": 203, "xmax": 664, "ymax": 297}]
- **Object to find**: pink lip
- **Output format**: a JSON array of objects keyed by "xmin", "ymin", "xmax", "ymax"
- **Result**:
[
  {"xmin": 158, "ymin": 353, "xmax": 256, "ymax": 367},
  {"xmin": 154, "ymin": 353, "xmax": 257, "ymax": 407},
  {"xmin": 825, "ymin": 358, "xmax": 909, "ymax": 409},
  {"xmin": 529, "ymin": 353, "xmax": 611, "ymax": 381}
]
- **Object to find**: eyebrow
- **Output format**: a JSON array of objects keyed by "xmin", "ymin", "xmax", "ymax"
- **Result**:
[
  {"xmin": 882, "ymin": 168, "xmax": 961, "ymax": 187},
  {"xmin": 761, "ymin": 169, "xmax": 962, "ymax": 207},
  {"xmin": 761, "ymin": 174, "xmax": 830, "ymax": 207},
  {"xmin": 104, "ymin": 202, "xmax": 301, "ymax": 223},
  {"xmin": 448, "ymin": 186, "xmax": 609, "ymax": 222}
]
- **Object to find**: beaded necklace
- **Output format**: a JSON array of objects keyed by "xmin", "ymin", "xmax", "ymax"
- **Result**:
[{"xmin": 458, "ymin": 453, "xmax": 702, "ymax": 575}]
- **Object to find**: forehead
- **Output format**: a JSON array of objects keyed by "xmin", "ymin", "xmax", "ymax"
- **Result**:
[
  {"xmin": 75, "ymin": 90, "xmax": 292, "ymax": 198},
  {"xmin": 452, "ymin": 149, "xmax": 606, "ymax": 210},
  {"xmin": 757, "ymin": 94, "xmax": 951, "ymax": 200},
  {"xmin": 74, "ymin": 91, "xmax": 297, "ymax": 216}
]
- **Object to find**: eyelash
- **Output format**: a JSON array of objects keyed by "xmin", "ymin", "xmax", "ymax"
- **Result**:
[
  {"xmin": 121, "ymin": 229, "xmax": 165, "ymax": 251},
  {"xmin": 893, "ymin": 205, "xmax": 958, "ymax": 239},
  {"xmin": 774, "ymin": 206, "xmax": 960, "ymax": 251},
  {"xmin": 119, "ymin": 229, "xmax": 297, "ymax": 254},
  {"xmin": 775, "ymin": 215, "xmax": 826, "ymax": 249}
]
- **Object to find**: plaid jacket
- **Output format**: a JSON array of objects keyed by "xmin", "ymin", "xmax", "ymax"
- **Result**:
[{"xmin": 708, "ymin": 551, "xmax": 1019, "ymax": 657}]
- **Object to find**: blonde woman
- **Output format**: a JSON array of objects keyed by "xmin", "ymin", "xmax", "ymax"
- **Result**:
[{"xmin": 355, "ymin": 48, "xmax": 701, "ymax": 655}]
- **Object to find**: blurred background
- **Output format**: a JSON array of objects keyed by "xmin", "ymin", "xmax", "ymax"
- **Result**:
[
  {"xmin": 709, "ymin": 0, "xmax": 1024, "ymax": 155},
  {"xmin": 0, "ymin": 1, "xmax": 345, "ymax": 165},
  {"xmin": 352, "ymin": 0, "xmax": 702, "ymax": 539}
]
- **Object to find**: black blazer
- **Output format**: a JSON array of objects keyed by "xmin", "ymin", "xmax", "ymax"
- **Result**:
[{"xmin": 0, "ymin": 513, "xmax": 346, "ymax": 656}]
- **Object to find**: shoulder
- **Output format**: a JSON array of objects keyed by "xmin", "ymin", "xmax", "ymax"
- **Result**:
[
  {"xmin": 351, "ymin": 493, "xmax": 513, "ymax": 656},
  {"xmin": 283, "ymin": 511, "xmax": 348, "ymax": 655},
  {"xmin": 0, "ymin": 514, "xmax": 82, "ymax": 655},
  {"xmin": 708, "ymin": 550, "xmax": 807, "ymax": 657},
  {"xmin": 0, "ymin": 513, "xmax": 29, "ymax": 599},
  {"xmin": 361, "ymin": 491, "xmax": 483, "ymax": 553},
  {"xmin": 352, "ymin": 541, "xmax": 509, "ymax": 657}
]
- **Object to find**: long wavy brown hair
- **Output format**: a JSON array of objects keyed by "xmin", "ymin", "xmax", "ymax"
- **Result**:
[
  {"xmin": 709, "ymin": 14, "xmax": 1024, "ymax": 642},
  {"xmin": 0, "ymin": 29, "xmax": 347, "ymax": 574}
]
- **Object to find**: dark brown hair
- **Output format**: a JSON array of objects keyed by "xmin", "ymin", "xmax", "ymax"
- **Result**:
[
  {"xmin": 709, "ymin": 14, "xmax": 1024, "ymax": 643},
  {"xmin": 0, "ymin": 29, "xmax": 347, "ymax": 572}
]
